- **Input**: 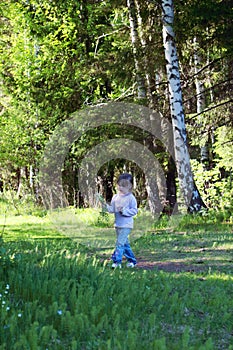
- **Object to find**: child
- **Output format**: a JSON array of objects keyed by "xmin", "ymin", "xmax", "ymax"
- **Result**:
[{"xmin": 102, "ymin": 173, "xmax": 138, "ymax": 269}]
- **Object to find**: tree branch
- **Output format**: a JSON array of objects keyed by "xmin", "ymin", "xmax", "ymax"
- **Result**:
[
  {"xmin": 184, "ymin": 56, "xmax": 227, "ymax": 83},
  {"xmin": 183, "ymin": 78, "xmax": 233, "ymax": 104},
  {"xmin": 189, "ymin": 99, "xmax": 233, "ymax": 120},
  {"xmin": 94, "ymin": 27, "xmax": 128, "ymax": 56},
  {"xmin": 115, "ymin": 84, "xmax": 136, "ymax": 101}
]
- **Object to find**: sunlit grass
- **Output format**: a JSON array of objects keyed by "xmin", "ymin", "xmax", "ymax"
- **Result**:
[
  {"xmin": 0, "ymin": 204, "xmax": 232, "ymax": 349},
  {"xmin": 0, "ymin": 214, "xmax": 63, "ymax": 241}
]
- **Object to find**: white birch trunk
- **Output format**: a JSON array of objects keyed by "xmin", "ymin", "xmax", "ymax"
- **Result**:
[
  {"xmin": 134, "ymin": 0, "xmax": 154, "ymax": 107},
  {"xmin": 127, "ymin": 0, "xmax": 146, "ymax": 99},
  {"xmin": 162, "ymin": 0, "xmax": 205, "ymax": 211},
  {"xmin": 193, "ymin": 37, "xmax": 206, "ymax": 115},
  {"xmin": 16, "ymin": 168, "xmax": 23, "ymax": 198}
]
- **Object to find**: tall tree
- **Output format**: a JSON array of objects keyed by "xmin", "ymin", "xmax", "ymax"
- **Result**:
[
  {"xmin": 127, "ymin": 0, "xmax": 147, "ymax": 100},
  {"xmin": 161, "ymin": 0, "xmax": 206, "ymax": 212},
  {"xmin": 193, "ymin": 36, "xmax": 210, "ymax": 167},
  {"xmin": 127, "ymin": 0, "xmax": 172, "ymax": 215}
]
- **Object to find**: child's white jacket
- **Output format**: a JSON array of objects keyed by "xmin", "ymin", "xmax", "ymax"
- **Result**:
[{"xmin": 107, "ymin": 192, "xmax": 138, "ymax": 228}]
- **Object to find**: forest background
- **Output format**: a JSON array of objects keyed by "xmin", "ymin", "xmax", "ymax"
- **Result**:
[{"xmin": 0, "ymin": 0, "xmax": 232, "ymax": 216}]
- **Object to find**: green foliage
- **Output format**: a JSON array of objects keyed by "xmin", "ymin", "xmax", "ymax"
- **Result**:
[
  {"xmin": 0, "ymin": 0, "xmax": 232, "ymax": 214},
  {"xmin": 97, "ymin": 211, "xmax": 111, "ymax": 228},
  {"xmin": 0, "ymin": 243, "xmax": 15, "ymax": 272},
  {"xmin": 191, "ymin": 159, "xmax": 233, "ymax": 212},
  {"xmin": 214, "ymin": 126, "xmax": 233, "ymax": 171},
  {"xmin": 175, "ymin": 0, "xmax": 233, "ymax": 52},
  {"xmin": 0, "ymin": 191, "xmax": 47, "ymax": 217}
]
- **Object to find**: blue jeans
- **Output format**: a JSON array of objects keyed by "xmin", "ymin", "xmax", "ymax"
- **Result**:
[{"xmin": 111, "ymin": 228, "xmax": 137, "ymax": 264}]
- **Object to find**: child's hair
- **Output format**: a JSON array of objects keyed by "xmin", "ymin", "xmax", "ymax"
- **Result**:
[{"xmin": 117, "ymin": 173, "xmax": 133, "ymax": 190}]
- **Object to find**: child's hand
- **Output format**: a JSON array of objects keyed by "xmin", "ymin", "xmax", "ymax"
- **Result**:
[
  {"xmin": 96, "ymin": 193, "xmax": 105, "ymax": 204},
  {"xmin": 119, "ymin": 207, "xmax": 128, "ymax": 215},
  {"xmin": 96, "ymin": 193, "xmax": 108, "ymax": 212},
  {"xmin": 117, "ymin": 206, "xmax": 124, "ymax": 214}
]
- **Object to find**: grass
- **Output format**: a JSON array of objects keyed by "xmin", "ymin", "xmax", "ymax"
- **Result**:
[{"xmin": 0, "ymin": 204, "xmax": 232, "ymax": 349}]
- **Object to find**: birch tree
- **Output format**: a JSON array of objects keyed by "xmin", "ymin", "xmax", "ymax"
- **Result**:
[
  {"xmin": 162, "ymin": 0, "xmax": 206, "ymax": 212},
  {"xmin": 134, "ymin": 0, "xmax": 155, "ymax": 107},
  {"xmin": 127, "ymin": 0, "xmax": 147, "ymax": 100}
]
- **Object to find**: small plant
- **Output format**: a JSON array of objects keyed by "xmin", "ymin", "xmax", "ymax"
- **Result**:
[
  {"xmin": 0, "ymin": 241, "xmax": 16, "ymax": 273},
  {"xmin": 97, "ymin": 210, "xmax": 110, "ymax": 227}
]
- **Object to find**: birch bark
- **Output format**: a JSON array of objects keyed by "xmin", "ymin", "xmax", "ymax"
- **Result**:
[
  {"xmin": 127, "ymin": 0, "xmax": 147, "ymax": 99},
  {"xmin": 162, "ymin": 0, "xmax": 206, "ymax": 212},
  {"xmin": 134, "ymin": 0, "xmax": 155, "ymax": 107}
]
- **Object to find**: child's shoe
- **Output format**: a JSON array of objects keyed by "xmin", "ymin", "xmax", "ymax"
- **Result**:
[
  {"xmin": 126, "ymin": 262, "xmax": 136, "ymax": 268},
  {"xmin": 112, "ymin": 262, "xmax": 122, "ymax": 269}
]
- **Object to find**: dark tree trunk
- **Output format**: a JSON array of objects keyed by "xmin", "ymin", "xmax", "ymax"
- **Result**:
[{"xmin": 163, "ymin": 156, "xmax": 177, "ymax": 215}]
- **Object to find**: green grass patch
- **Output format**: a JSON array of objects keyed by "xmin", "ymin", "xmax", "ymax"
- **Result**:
[{"xmin": 0, "ymin": 207, "xmax": 232, "ymax": 349}]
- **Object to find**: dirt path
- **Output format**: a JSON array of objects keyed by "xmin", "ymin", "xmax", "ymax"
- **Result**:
[{"xmin": 135, "ymin": 257, "xmax": 207, "ymax": 273}]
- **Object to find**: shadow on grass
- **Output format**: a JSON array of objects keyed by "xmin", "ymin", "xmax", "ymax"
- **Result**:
[
  {"xmin": 132, "ymin": 230, "xmax": 233, "ymax": 274},
  {"xmin": 1, "ymin": 215, "xmax": 232, "ymax": 275}
]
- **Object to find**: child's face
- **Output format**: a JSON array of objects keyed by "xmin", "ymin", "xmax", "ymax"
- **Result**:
[{"xmin": 117, "ymin": 179, "xmax": 132, "ymax": 194}]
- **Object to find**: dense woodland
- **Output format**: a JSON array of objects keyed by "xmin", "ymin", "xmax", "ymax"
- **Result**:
[{"xmin": 0, "ymin": 0, "xmax": 232, "ymax": 214}]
